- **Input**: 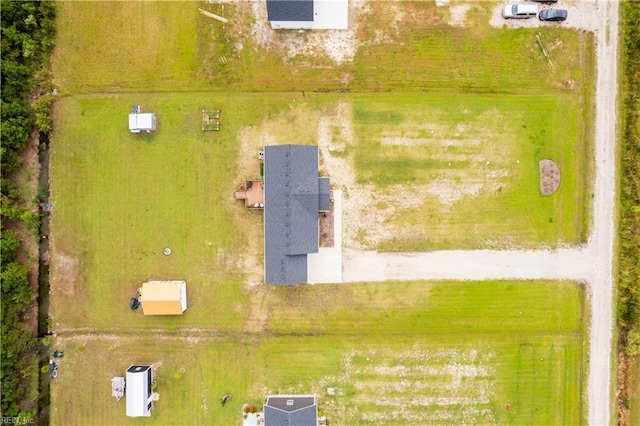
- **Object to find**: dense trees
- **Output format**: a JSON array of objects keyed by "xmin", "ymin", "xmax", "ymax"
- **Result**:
[
  {"xmin": 1, "ymin": 0, "xmax": 55, "ymax": 418},
  {"xmin": 618, "ymin": 3, "xmax": 640, "ymax": 423}
]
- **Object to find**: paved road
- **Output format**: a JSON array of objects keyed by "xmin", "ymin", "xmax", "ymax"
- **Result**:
[{"xmin": 342, "ymin": 2, "xmax": 619, "ymax": 424}]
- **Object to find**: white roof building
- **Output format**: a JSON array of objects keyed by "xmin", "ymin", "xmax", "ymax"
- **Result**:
[
  {"xmin": 128, "ymin": 112, "xmax": 156, "ymax": 133},
  {"xmin": 126, "ymin": 365, "xmax": 153, "ymax": 417}
]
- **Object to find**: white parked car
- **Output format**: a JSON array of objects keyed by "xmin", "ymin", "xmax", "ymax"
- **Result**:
[{"xmin": 502, "ymin": 3, "xmax": 538, "ymax": 19}]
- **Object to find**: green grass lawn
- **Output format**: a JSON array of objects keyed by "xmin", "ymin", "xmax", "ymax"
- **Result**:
[
  {"xmin": 50, "ymin": 280, "xmax": 585, "ymax": 425},
  {"xmin": 53, "ymin": 1, "xmax": 201, "ymax": 93},
  {"xmin": 50, "ymin": 89, "xmax": 591, "ymax": 328},
  {"xmin": 49, "ymin": 92, "xmax": 299, "ymax": 329},
  {"xmin": 49, "ymin": 2, "xmax": 594, "ymax": 425},
  {"xmin": 53, "ymin": 2, "xmax": 594, "ymax": 94},
  {"xmin": 264, "ymin": 280, "xmax": 583, "ymax": 335},
  {"xmin": 348, "ymin": 91, "xmax": 592, "ymax": 249},
  {"xmin": 50, "ymin": 92, "xmax": 358, "ymax": 329}
]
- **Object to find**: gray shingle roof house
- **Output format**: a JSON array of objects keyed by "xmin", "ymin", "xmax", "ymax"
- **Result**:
[
  {"xmin": 266, "ymin": 0, "xmax": 348, "ymax": 30},
  {"xmin": 264, "ymin": 395, "xmax": 318, "ymax": 426},
  {"xmin": 264, "ymin": 145, "xmax": 329, "ymax": 285},
  {"xmin": 266, "ymin": 0, "xmax": 313, "ymax": 24}
]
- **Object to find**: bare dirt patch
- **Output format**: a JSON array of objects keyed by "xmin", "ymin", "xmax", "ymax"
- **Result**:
[
  {"xmin": 448, "ymin": 4, "xmax": 472, "ymax": 27},
  {"xmin": 247, "ymin": 0, "xmax": 368, "ymax": 65},
  {"xmin": 319, "ymin": 207, "xmax": 335, "ymax": 248},
  {"xmin": 234, "ymin": 123, "xmax": 279, "ymax": 332},
  {"xmin": 51, "ymin": 253, "xmax": 80, "ymax": 296},
  {"xmin": 317, "ymin": 105, "xmax": 513, "ymax": 249},
  {"xmin": 210, "ymin": 0, "xmax": 442, "ymax": 68},
  {"xmin": 539, "ymin": 159, "xmax": 561, "ymax": 195},
  {"xmin": 618, "ymin": 328, "xmax": 631, "ymax": 426}
]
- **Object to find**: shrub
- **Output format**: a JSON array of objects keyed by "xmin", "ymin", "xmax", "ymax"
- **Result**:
[
  {"xmin": 626, "ymin": 327, "xmax": 640, "ymax": 356},
  {"xmin": 1, "ymin": 229, "xmax": 21, "ymax": 266},
  {"xmin": 174, "ymin": 367, "xmax": 185, "ymax": 380},
  {"xmin": 243, "ymin": 404, "xmax": 259, "ymax": 414},
  {"xmin": 32, "ymin": 92, "xmax": 54, "ymax": 134}
]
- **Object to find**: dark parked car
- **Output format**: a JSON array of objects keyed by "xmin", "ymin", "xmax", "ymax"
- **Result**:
[
  {"xmin": 532, "ymin": 0, "xmax": 558, "ymax": 3},
  {"xmin": 539, "ymin": 9, "xmax": 568, "ymax": 22}
]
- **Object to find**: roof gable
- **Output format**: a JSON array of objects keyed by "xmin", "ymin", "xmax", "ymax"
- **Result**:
[
  {"xmin": 318, "ymin": 177, "xmax": 331, "ymax": 211},
  {"xmin": 264, "ymin": 395, "xmax": 318, "ymax": 426}
]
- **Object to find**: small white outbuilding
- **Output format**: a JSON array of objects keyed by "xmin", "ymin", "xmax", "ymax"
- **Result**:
[
  {"xmin": 125, "ymin": 365, "xmax": 153, "ymax": 417},
  {"xmin": 128, "ymin": 112, "xmax": 156, "ymax": 133}
]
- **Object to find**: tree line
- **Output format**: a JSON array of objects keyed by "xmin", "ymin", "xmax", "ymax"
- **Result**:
[
  {"xmin": 618, "ymin": 1, "xmax": 640, "ymax": 423},
  {"xmin": 1, "ymin": 0, "xmax": 55, "ymax": 418}
]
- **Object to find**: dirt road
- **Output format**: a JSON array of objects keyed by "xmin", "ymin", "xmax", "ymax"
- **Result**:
[
  {"xmin": 342, "ymin": 2, "xmax": 619, "ymax": 424},
  {"xmin": 588, "ymin": 1, "xmax": 619, "ymax": 424},
  {"xmin": 343, "ymin": 247, "xmax": 595, "ymax": 282}
]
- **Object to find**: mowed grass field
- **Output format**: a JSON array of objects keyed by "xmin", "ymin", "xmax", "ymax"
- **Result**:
[
  {"xmin": 50, "ymin": 92, "xmax": 329, "ymax": 329},
  {"xmin": 53, "ymin": 1, "xmax": 594, "ymax": 94},
  {"xmin": 349, "ymin": 92, "xmax": 591, "ymax": 249},
  {"xmin": 50, "ymin": 281, "xmax": 585, "ymax": 425},
  {"xmin": 53, "ymin": 2, "xmax": 201, "ymax": 93},
  {"xmin": 49, "ymin": 1, "xmax": 594, "ymax": 425},
  {"xmin": 50, "ymin": 90, "xmax": 590, "ymax": 325}
]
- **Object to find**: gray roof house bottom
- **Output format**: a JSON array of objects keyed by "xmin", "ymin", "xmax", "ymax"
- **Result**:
[
  {"xmin": 264, "ymin": 395, "xmax": 318, "ymax": 426},
  {"xmin": 264, "ymin": 145, "xmax": 329, "ymax": 285}
]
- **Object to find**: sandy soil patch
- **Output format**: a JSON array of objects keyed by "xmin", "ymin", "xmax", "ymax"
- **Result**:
[
  {"xmin": 213, "ymin": 0, "xmax": 442, "ymax": 67},
  {"xmin": 317, "ymin": 105, "xmax": 512, "ymax": 249},
  {"xmin": 448, "ymin": 4, "xmax": 473, "ymax": 27},
  {"xmin": 247, "ymin": 0, "xmax": 369, "ymax": 65},
  {"xmin": 380, "ymin": 136, "xmax": 482, "ymax": 147},
  {"xmin": 317, "ymin": 347, "xmax": 496, "ymax": 424},
  {"xmin": 233, "ymin": 124, "xmax": 277, "ymax": 331},
  {"xmin": 51, "ymin": 253, "xmax": 80, "ymax": 296}
]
